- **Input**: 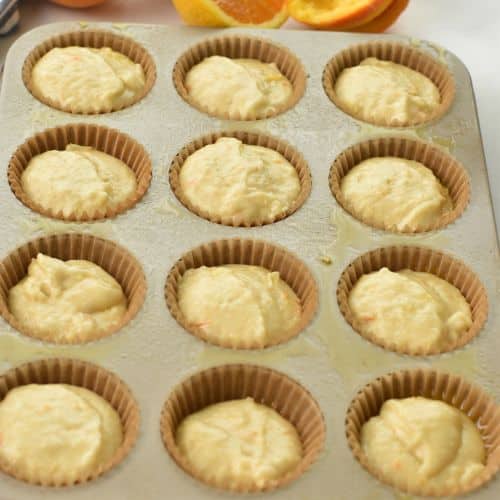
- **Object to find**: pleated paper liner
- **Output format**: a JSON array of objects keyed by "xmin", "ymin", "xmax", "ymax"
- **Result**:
[
  {"xmin": 172, "ymin": 35, "xmax": 307, "ymax": 121},
  {"xmin": 337, "ymin": 246, "xmax": 488, "ymax": 356},
  {"xmin": 165, "ymin": 238, "xmax": 318, "ymax": 349},
  {"xmin": 0, "ymin": 358, "xmax": 139, "ymax": 487},
  {"xmin": 160, "ymin": 363, "xmax": 325, "ymax": 493},
  {"xmin": 329, "ymin": 137, "xmax": 470, "ymax": 233},
  {"xmin": 22, "ymin": 29, "xmax": 157, "ymax": 114},
  {"xmin": 169, "ymin": 130, "xmax": 312, "ymax": 227},
  {"xmin": 8, "ymin": 123, "xmax": 152, "ymax": 222},
  {"xmin": 345, "ymin": 369, "xmax": 500, "ymax": 496},
  {"xmin": 322, "ymin": 40, "xmax": 455, "ymax": 127},
  {"xmin": 0, "ymin": 233, "xmax": 146, "ymax": 344}
]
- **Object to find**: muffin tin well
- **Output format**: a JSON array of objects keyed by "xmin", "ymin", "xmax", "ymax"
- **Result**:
[
  {"xmin": 336, "ymin": 245, "xmax": 488, "ymax": 356},
  {"xmin": 22, "ymin": 29, "xmax": 157, "ymax": 114},
  {"xmin": 345, "ymin": 369, "xmax": 500, "ymax": 497},
  {"xmin": 0, "ymin": 22, "xmax": 498, "ymax": 500},
  {"xmin": 160, "ymin": 364, "xmax": 325, "ymax": 493},
  {"xmin": 169, "ymin": 130, "xmax": 311, "ymax": 227},
  {"xmin": 329, "ymin": 136, "xmax": 470, "ymax": 233},
  {"xmin": 322, "ymin": 40, "xmax": 456, "ymax": 127},
  {"xmin": 0, "ymin": 358, "xmax": 139, "ymax": 486},
  {"xmin": 172, "ymin": 35, "xmax": 307, "ymax": 121},
  {"xmin": 165, "ymin": 238, "xmax": 318, "ymax": 349},
  {"xmin": 8, "ymin": 123, "xmax": 152, "ymax": 221},
  {"xmin": 0, "ymin": 233, "xmax": 146, "ymax": 345}
]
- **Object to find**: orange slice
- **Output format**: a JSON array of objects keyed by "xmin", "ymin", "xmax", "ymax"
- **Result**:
[
  {"xmin": 288, "ymin": 0, "xmax": 393, "ymax": 30},
  {"xmin": 346, "ymin": 0, "xmax": 409, "ymax": 33},
  {"xmin": 171, "ymin": 0, "xmax": 288, "ymax": 28}
]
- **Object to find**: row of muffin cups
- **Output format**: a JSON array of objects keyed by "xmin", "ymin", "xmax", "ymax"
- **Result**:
[
  {"xmin": 22, "ymin": 29, "xmax": 455, "ymax": 126},
  {"xmin": 0, "ymin": 232, "xmax": 487, "ymax": 356},
  {"xmin": 1, "ymin": 357, "xmax": 499, "ymax": 497},
  {"xmin": 9, "ymin": 123, "xmax": 470, "ymax": 233}
]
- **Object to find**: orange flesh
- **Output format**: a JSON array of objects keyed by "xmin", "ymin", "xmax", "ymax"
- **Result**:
[
  {"xmin": 289, "ymin": 0, "xmax": 391, "ymax": 28},
  {"xmin": 296, "ymin": 0, "xmax": 382, "ymax": 16},
  {"xmin": 214, "ymin": 0, "xmax": 286, "ymax": 23}
]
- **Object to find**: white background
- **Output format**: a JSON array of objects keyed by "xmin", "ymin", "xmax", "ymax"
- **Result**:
[{"xmin": 2, "ymin": 0, "xmax": 499, "ymax": 236}]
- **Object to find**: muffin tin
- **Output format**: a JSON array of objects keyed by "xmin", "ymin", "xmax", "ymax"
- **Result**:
[{"xmin": 0, "ymin": 21, "xmax": 498, "ymax": 499}]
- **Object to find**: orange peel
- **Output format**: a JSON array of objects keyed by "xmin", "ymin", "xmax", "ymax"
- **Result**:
[{"xmin": 347, "ymin": 0, "xmax": 409, "ymax": 33}]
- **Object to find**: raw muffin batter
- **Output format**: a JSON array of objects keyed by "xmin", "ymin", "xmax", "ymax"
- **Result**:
[
  {"xmin": 0, "ymin": 384, "xmax": 123, "ymax": 484},
  {"xmin": 340, "ymin": 157, "xmax": 453, "ymax": 232},
  {"xmin": 21, "ymin": 144, "xmax": 137, "ymax": 218},
  {"xmin": 8, "ymin": 254, "xmax": 127, "ymax": 343},
  {"xmin": 31, "ymin": 46, "xmax": 146, "ymax": 113},
  {"xmin": 179, "ymin": 137, "xmax": 301, "ymax": 223},
  {"xmin": 361, "ymin": 397, "xmax": 485, "ymax": 490},
  {"xmin": 334, "ymin": 58, "xmax": 440, "ymax": 126},
  {"xmin": 177, "ymin": 264, "xmax": 302, "ymax": 348},
  {"xmin": 176, "ymin": 398, "xmax": 302, "ymax": 489},
  {"xmin": 185, "ymin": 56, "xmax": 293, "ymax": 119},
  {"xmin": 348, "ymin": 268, "xmax": 472, "ymax": 352}
]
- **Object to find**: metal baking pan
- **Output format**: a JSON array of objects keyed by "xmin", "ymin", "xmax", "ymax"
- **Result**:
[{"xmin": 0, "ymin": 21, "xmax": 498, "ymax": 500}]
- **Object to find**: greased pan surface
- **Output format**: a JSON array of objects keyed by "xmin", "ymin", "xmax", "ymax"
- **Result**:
[{"xmin": 0, "ymin": 22, "xmax": 498, "ymax": 500}]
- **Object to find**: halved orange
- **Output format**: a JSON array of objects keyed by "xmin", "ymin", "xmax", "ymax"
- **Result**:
[
  {"xmin": 288, "ymin": 0, "xmax": 393, "ymax": 30},
  {"xmin": 171, "ymin": 0, "xmax": 288, "ymax": 28},
  {"xmin": 346, "ymin": 0, "xmax": 409, "ymax": 33}
]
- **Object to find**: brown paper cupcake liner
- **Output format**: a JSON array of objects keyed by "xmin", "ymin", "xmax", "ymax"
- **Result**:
[
  {"xmin": 22, "ymin": 30, "xmax": 157, "ymax": 114},
  {"xmin": 0, "ymin": 357, "xmax": 139, "ymax": 487},
  {"xmin": 329, "ymin": 137, "xmax": 470, "ymax": 233},
  {"xmin": 8, "ymin": 123, "xmax": 152, "ymax": 222},
  {"xmin": 346, "ymin": 369, "xmax": 500, "ymax": 496},
  {"xmin": 322, "ymin": 41, "xmax": 455, "ymax": 127},
  {"xmin": 169, "ymin": 130, "xmax": 312, "ymax": 227},
  {"xmin": 337, "ymin": 246, "xmax": 488, "ymax": 356},
  {"xmin": 0, "ymin": 233, "xmax": 146, "ymax": 344},
  {"xmin": 165, "ymin": 238, "xmax": 318, "ymax": 349},
  {"xmin": 160, "ymin": 363, "xmax": 325, "ymax": 493},
  {"xmin": 172, "ymin": 35, "xmax": 307, "ymax": 121}
]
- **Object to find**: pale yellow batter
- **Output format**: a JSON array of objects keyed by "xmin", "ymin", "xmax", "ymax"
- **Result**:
[
  {"xmin": 177, "ymin": 264, "xmax": 302, "ymax": 348},
  {"xmin": 0, "ymin": 384, "xmax": 122, "ymax": 484},
  {"xmin": 340, "ymin": 157, "xmax": 453, "ymax": 232},
  {"xmin": 361, "ymin": 397, "xmax": 485, "ymax": 491},
  {"xmin": 8, "ymin": 254, "xmax": 127, "ymax": 343},
  {"xmin": 334, "ymin": 58, "xmax": 440, "ymax": 126},
  {"xmin": 179, "ymin": 137, "xmax": 301, "ymax": 223},
  {"xmin": 31, "ymin": 46, "xmax": 146, "ymax": 113},
  {"xmin": 176, "ymin": 398, "xmax": 302, "ymax": 489},
  {"xmin": 21, "ymin": 144, "xmax": 137, "ymax": 218},
  {"xmin": 185, "ymin": 56, "xmax": 293, "ymax": 119},
  {"xmin": 348, "ymin": 268, "xmax": 472, "ymax": 352}
]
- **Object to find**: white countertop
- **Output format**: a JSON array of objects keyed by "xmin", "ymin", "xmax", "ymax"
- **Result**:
[{"xmin": 2, "ymin": 0, "xmax": 499, "ymax": 237}]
